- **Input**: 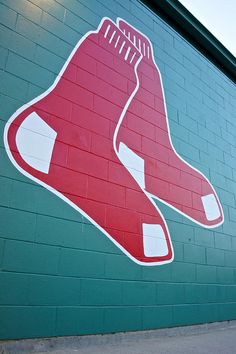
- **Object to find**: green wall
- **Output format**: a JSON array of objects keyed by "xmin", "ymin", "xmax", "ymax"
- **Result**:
[{"xmin": 0, "ymin": 0, "xmax": 236, "ymax": 339}]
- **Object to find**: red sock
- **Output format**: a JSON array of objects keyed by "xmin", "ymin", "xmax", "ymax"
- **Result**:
[
  {"xmin": 5, "ymin": 18, "xmax": 173, "ymax": 265},
  {"xmin": 116, "ymin": 19, "xmax": 224, "ymax": 228}
]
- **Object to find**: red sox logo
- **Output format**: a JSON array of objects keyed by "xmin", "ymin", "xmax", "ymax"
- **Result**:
[{"xmin": 4, "ymin": 18, "xmax": 224, "ymax": 265}]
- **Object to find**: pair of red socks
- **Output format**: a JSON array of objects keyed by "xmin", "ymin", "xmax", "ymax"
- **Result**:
[{"xmin": 4, "ymin": 18, "xmax": 223, "ymax": 265}]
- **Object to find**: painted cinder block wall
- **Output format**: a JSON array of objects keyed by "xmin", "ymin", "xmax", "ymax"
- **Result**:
[{"xmin": 0, "ymin": 0, "xmax": 236, "ymax": 340}]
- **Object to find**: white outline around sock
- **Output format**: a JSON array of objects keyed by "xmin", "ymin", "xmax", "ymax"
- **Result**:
[{"xmin": 4, "ymin": 17, "xmax": 174, "ymax": 266}]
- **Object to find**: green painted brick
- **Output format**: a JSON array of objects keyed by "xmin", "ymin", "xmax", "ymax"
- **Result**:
[
  {"xmin": 10, "ymin": 179, "xmax": 37, "ymax": 213},
  {"xmin": 36, "ymin": 187, "xmax": 84, "ymax": 222},
  {"xmin": 229, "ymin": 207, "xmax": 236, "ymax": 222},
  {"xmin": 218, "ymin": 303, "xmax": 236, "ymax": 321},
  {"xmin": 215, "ymin": 233, "xmax": 232, "ymax": 250},
  {"xmin": 185, "ymin": 284, "xmax": 209, "ymax": 304},
  {"xmin": 56, "ymin": 0, "xmax": 100, "ymax": 27},
  {"xmin": 0, "ymin": 24, "xmax": 36, "ymax": 61},
  {"xmin": 194, "ymin": 228, "xmax": 214, "ymax": 248},
  {"xmin": 37, "ymin": 27, "xmax": 73, "ymax": 59},
  {"xmin": 216, "ymin": 267, "xmax": 234, "ymax": 285},
  {"xmin": 196, "ymin": 264, "xmax": 217, "ymax": 284},
  {"xmin": 105, "ymin": 254, "xmax": 142, "ymax": 280},
  {"xmin": 222, "ymin": 220, "xmax": 236, "ymax": 237},
  {"xmin": 0, "ymin": 306, "xmax": 56, "ymax": 339},
  {"xmin": 173, "ymin": 242, "xmax": 184, "ymax": 261},
  {"xmin": 0, "ymin": 46, "xmax": 8, "ymax": 69},
  {"xmin": 0, "ymin": 238, "xmax": 5, "ymax": 267},
  {"xmin": 26, "ymin": 83, "xmax": 45, "ymax": 102},
  {"xmin": 3, "ymin": 240, "xmax": 60, "ymax": 274},
  {"xmin": 178, "ymin": 139, "xmax": 200, "ymax": 163},
  {"xmin": 83, "ymin": 223, "xmax": 121, "ymax": 254},
  {"xmin": 41, "ymin": 12, "xmax": 79, "ymax": 46},
  {"xmin": 207, "ymin": 285, "xmax": 218, "ymax": 303},
  {"xmin": 0, "ymin": 272, "xmax": 29, "ymax": 305},
  {"xmin": 29, "ymin": 275, "xmax": 81, "ymax": 305},
  {"xmin": 5, "ymin": 0, "xmax": 42, "ymax": 24},
  {"xmin": 0, "ymin": 3, "xmax": 17, "ymax": 28},
  {"xmin": 0, "ymin": 119, "xmax": 5, "ymax": 148},
  {"xmin": 36, "ymin": 214, "xmax": 85, "ymax": 249},
  {"xmin": 208, "ymin": 173, "xmax": 227, "ymax": 195},
  {"xmin": 171, "ymin": 262, "xmax": 196, "ymax": 282},
  {"xmin": 78, "ymin": 0, "xmax": 115, "ymax": 19},
  {"xmin": 6, "ymin": 51, "xmax": 56, "ymax": 89},
  {"xmin": 157, "ymin": 283, "xmax": 185, "ymax": 305},
  {"xmin": 224, "ymin": 251, "xmax": 236, "ymax": 267},
  {"xmin": 218, "ymin": 189, "xmax": 235, "ymax": 207},
  {"xmin": 142, "ymin": 305, "xmax": 173, "ymax": 330},
  {"xmin": 80, "ymin": 279, "xmax": 122, "ymax": 306},
  {"xmin": 157, "ymin": 201, "xmax": 184, "ymax": 224},
  {"xmin": 172, "ymin": 304, "xmax": 202, "ymax": 326},
  {"xmin": 141, "ymin": 263, "xmax": 172, "ymax": 282},
  {"xmin": 34, "ymin": 45, "xmax": 64, "ymax": 74},
  {"xmin": 59, "ymin": 248, "xmax": 105, "ymax": 278},
  {"xmin": 206, "ymin": 248, "xmax": 225, "ymax": 266},
  {"xmin": 232, "ymin": 237, "xmax": 236, "ymax": 252},
  {"xmin": 0, "ymin": 176, "xmax": 12, "ymax": 207},
  {"xmin": 184, "ymin": 244, "xmax": 206, "ymax": 264},
  {"xmin": 0, "ymin": 207, "xmax": 36, "ymax": 242},
  {"xmin": 123, "ymin": 281, "xmax": 156, "ymax": 305},
  {"xmin": 64, "ymin": 10, "xmax": 93, "ymax": 35},
  {"xmin": 0, "ymin": 70, "xmax": 29, "ymax": 101},
  {"xmin": 16, "ymin": 15, "xmax": 39, "ymax": 42},
  {"xmin": 217, "ymin": 285, "xmax": 227, "ymax": 302},
  {"xmin": 198, "ymin": 303, "xmax": 219, "ymax": 323},
  {"xmin": 179, "ymin": 113, "xmax": 198, "ymax": 134},
  {"xmin": 104, "ymin": 306, "xmax": 142, "ymax": 333},
  {"xmin": 0, "ymin": 95, "xmax": 22, "ymax": 121},
  {"xmin": 225, "ymin": 286, "xmax": 236, "ymax": 302},
  {"xmin": 169, "ymin": 120, "xmax": 189, "ymax": 143},
  {"xmin": 30, "ymin": 0, "xmax": 65, "ymax": 21},
  {"xmin": 189, "ymin": 132, "xmax": 208, "ymax": 153},
  {"xmin": 56, "ymin": 307, "xmax": 103, "ymax": 336},
  {"xmin": 168, "ymin": 221, "xmax": 194, "ymax": 243}
]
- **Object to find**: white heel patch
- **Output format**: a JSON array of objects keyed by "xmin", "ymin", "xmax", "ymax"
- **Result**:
[
  {"xmin": 201, "ymin": 193, "xmax": 221, "ymax": 221},
  {"xmin": 143, "ymin": 223, "xmax": 168, "ymax": 257},
  {"xmin": 16, "ymin": 111, "xmax": 57, "ymax": 174},
  {"xmin": 118, "ymin": 142, "xmax": 145, "ymax": 188}
]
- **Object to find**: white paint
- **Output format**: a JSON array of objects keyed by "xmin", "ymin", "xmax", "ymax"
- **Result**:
[
  {"xmin": 114, "ymin": 35, "xmax": 120, "ymax": 48},
  {"xmin": 124, "ymin": 46, "xmax": 131, "ymax": 61},
  {"xmin": 143, "ymin": 223, "xmax": 168, "ymax": 257},
  {"xmin": 104, "ymin": 24, "xmax": 110, "ymax": 38},
  {"xmin": 119, "ymin": 40, "xmax": 126, "ymax": 54},
  {"xmin": 15, "ymin": 112, "xmax": 57, "ymax": 174},
  {"xmin": 118, "ymin": 142, "xmax": 145, "ymax": 188},
  {"xmin": 201, "ymin": 193, "xmax": 221, "ymax": 221},
  {"xmin": 130, "ymin": 52, "xmax": 136, "ymax": 64},
  {"xmin": 109, "ymin": 30, "xmax": 116, "ymax": 43}
]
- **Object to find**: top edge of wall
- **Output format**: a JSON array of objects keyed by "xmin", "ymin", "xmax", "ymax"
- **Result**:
[{"xmin": 141, "ymin": 0, "xmax": 236, "ymax": 83}]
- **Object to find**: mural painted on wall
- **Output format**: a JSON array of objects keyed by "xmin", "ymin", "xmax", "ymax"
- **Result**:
[{"xmin": 4, "ymin": 18, "xmax": 224, "ymax": 266}]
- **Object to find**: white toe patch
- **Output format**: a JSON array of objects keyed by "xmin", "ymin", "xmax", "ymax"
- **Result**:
[
  {"xmin": 118, "ymin": 142, "xmax": 145, "ymax": 188},
  {"xmin": 16, "ymin": 111, "xmax": 57, "ymax": 174},
  {"xmin": 143, "ymin": 223, "xmax": 168, "ymax": 257},
  {"xmin": 201, "ymin": 193, "xmax": 221, "ymax": 221}
]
